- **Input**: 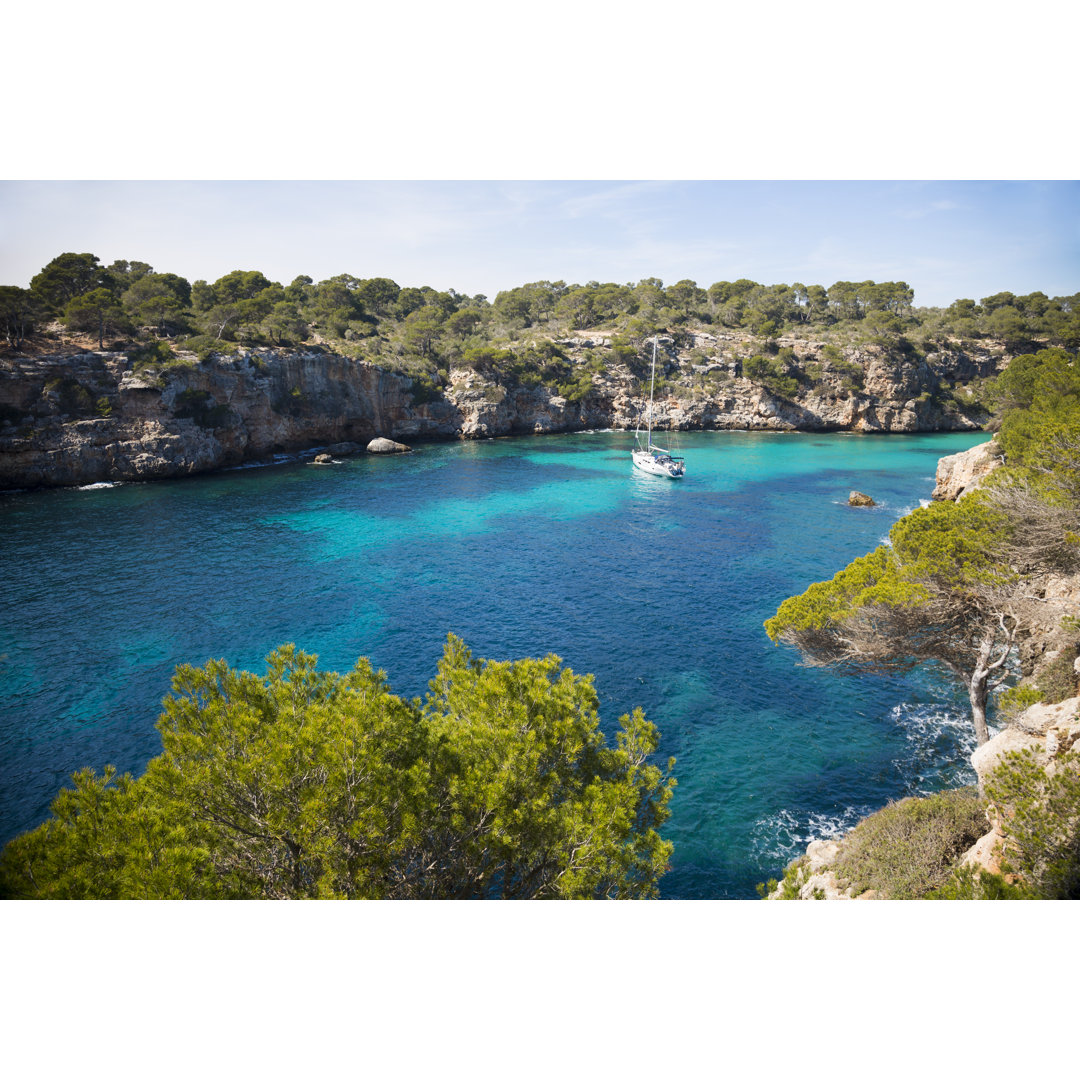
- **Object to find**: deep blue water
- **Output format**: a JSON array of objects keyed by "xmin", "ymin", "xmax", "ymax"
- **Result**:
[{"xmin": 0, "ymin": 430, "xmax": 989, "ymax": 897}]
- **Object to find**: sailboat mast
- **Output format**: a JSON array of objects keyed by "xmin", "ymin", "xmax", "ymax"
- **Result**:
[{"xmin": 647, "ymin": 336, "xmax": 657, "ymax": 447}]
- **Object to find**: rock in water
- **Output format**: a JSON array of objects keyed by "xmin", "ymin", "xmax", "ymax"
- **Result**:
[
  {"xmin": 313, "ymin": 453, "xmax": 334, "ymax": 464},
  {"xmin": 848, "ymin": 490, "xmax": 876, "ymax": 507},
  {"xmin": 367, "ymin": 437, "xmax": 411, "ymax": 454}
]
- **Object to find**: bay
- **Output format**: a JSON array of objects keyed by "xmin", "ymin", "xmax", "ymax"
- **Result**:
[{"xmin": 0, "ymin": 429, "xmax": 988, "ymax": 897}]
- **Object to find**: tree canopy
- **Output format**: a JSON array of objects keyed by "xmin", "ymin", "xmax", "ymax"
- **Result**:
[
  {"xmin": 0, "ymin": 635, "xmax": 675, "ymax": 899},
  {"xmin": 8, "ymin": 250, "xmax": 1078, "ymax": 389}
]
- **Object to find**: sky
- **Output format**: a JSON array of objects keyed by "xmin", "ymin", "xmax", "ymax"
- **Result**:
[{"xmin": 2, "ymin": 179, "xmax": 1077, "ymax": 309}]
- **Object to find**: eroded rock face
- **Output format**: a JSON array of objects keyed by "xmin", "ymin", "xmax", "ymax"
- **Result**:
[
  {"xmin": 931, "ymin": 440, "xmax": 1000, "ymax": 500},
  {"xmin": 0, "ymin": 349, "xmax": 455, "ymax": 489},
  {"xmin": 0, "ymin": 336, "xmax": 1001, "ymax": 490}
]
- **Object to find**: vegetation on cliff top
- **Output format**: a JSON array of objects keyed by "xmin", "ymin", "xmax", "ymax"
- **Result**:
[
  {"xmin": 0, "ymin": 635, "xmax": 675, "ymax": 900},
  {"xmin": 3, "ymin": 252, "xmax": 1078, "ymax": 410}
]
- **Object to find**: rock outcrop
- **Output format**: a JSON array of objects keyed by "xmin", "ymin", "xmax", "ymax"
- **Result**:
[
  {"xmin": 366, "ymin": 437, "xmax": 411, "ymax": 454},
  {"xmin": 0, "ymin": 332, "xmax": 1003, "ymax": 491},
  {"xmin": 848, "ymin": 491, "xmax": 876, "ymax": 507},
  {"xmin": 962, "ymin": 695, "xmax": 1080, "ymax": 877},
  {"xmin": 931, "ymin": 439, "xmax": 1000, "ymax": 500},
  {"xmin": 763, "ymin": 839, "xmax": 884, "ymax": 901}
]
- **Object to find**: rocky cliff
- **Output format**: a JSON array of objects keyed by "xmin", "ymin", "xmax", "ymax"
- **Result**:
[{"xmin": 0, "ymin": 330, "xmax": 1003, "ymax": 491}]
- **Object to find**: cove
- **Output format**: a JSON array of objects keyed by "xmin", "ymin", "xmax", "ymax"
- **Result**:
[{"xmin": 0, "ymin": 429, "xmax": 988, "ymax": 898}]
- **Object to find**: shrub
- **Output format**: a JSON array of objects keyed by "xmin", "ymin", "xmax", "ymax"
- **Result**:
[
  {"xmin": 984, "ymin": 748, "xmax": 1080, "ymax": 898},
  {"xmin": 756, "ymin": 855, "xmax": 807, "ymax": 899},
  {"xmin": 128, "ymin": 340, "xmax": 176, "ymax": 370},
  {"xmin": 743, "ymin": 354, "xmax": 799, "ymax": 399},
  {"xmin": 177, "ymin": 335, "xmax": 239, "ymax": 364},
  {"xmin": 827, "ymin": 355, "xmax": 865, "ymax": 390},
  {"xmin": 829, "ymin": 787, "xmax": 987, "ymax": 898},
  {"xmin": 1038, "ymin": 645, "xmax": 1079, "ymax": 704},
  {"xmin": 408, "ymin": 372, "xmax": 444, "ymax": 406},
  {"xmin": 997, "ymin": 682, "xmax": 1044, "ymax": 721},
  {"xmin": 557, "ymin": 374, "xmax": 594, "ymax": 403},
  {"xmin": 44, "ymin": 377, "xmax": 95, "ymax": 417},
  {"xmin": 929, "ymin": 863, "xmax": 1036, "ymax": 899},
  {"xmin": 173, "ymin": 389, "xmax": 232, "ymax": 428}
]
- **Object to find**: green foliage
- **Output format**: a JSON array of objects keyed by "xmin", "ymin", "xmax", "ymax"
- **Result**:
[
  {"xmin": 766, "ymin": 496, "xmax": 1013, "ymax": 644},
  {"xmin": 984, "ymin": 748, "xmax": 1080, "ymax": 898},
  {"xmin": 44, "ymin": 377, "xmax": 95, "ymax": 417},
  {"xmin": 996, "ymin": 683, "xmax": 1044, "ymax": 721},
  {"xmin": 30, "ymin": 252, "xmax": 116, "ymax": 312},
  {"xmin": 122, "ymin": 273, "xmax": 192, "ymax": 335},
  {"xmin": 0, "ymin": 285, "xmax": 46, "ymax": 347},
  {"xmin": 177, "ymin": 335, "xmax": 239, "ymax": 363},
  {"xmin": 743, "ymin": 353, "xmax": 799, "ymax": 399},
  {"xmin": 407, "ymin": 371, "xmax": 444, "ymax": 406},
  {"xmin": 0, "ymin": 637, "xmax": 675, "ymax": 899},
  {"xmin": 823, "ymin": 353, "xmax": 865, "ymax": 391},
  {"xmin": 1036, "ymin": 644, "xmax": 1079, "ymax": 704},
  {"xmin": 887, "ymin": 493, "xmax": 1012, "ymax": 586},
  {"xmin": 63, "ymin": 288, "xmax": 132, "ymax": 346},
  {"xmin": 779, "ymin": 856, "xmax": 807, "ymax": 898},
  {"xmin": 765, "ymin": 489, "xmax": 1026, "ymax": 747},
  {"xmin": 765, "ymin": 545, "xmax": 925, "ymax": 646},
  {"xmin": 829, "ymin": 788, "xmax": 987, "ymax": 898},
  {"xmin": 929, "ymin": 862, "xmax": 1036, "ymax": 899},
  {"xmin": 557, "ymin": 372, "xmax": 594, "ymax": 403},
  {"xmin": 610, "ymin": 338, "xmax": 639, "ymax": 365},
  {"xmin": 128, "ymin": 339, "xmax": 178, "ymax": 370},
  {"xmin": 172, "ymin": 389, "xmax": 232, "ymax": 428},
  {"xmin": 14, "ymin": 250, "xmax": 1080, "ymax": 369},
  {"xmin": 992, "ymin": 349, "xmax": 1080, "ymax": 469},
  {"xmin": 0, "ymin": 765, "xmax": 206, "ymax": 900}
]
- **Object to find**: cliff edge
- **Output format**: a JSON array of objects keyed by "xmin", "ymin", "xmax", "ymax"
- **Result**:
[{"xmin": 0, "ymin": 332, "xmax": 1000, "ymax": 491}]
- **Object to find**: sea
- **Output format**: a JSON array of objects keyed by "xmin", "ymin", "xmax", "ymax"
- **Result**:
[{"xmin": 0, "ymin": 428, "xmax": 990, "ymax": 898}]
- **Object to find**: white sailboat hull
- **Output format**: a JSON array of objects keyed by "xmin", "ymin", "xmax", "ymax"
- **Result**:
[{"xmin": 633, "ymin": 447, "xmax": 685, "ymax": 478}]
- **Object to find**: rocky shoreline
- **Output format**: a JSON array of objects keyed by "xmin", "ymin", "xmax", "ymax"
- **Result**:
[
  {"xmin": 770, "ymin": 441, "xmax": 1080, "ymax": 899},
  {"xmin": 0, "ymin": 332, "xmax": 1004, "ymax": 492}
]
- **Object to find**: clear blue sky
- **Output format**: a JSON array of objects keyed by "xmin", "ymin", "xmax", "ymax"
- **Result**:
[{"xmin": 2, "ymin": 180, "xmax": 1077, "ymax": 309}]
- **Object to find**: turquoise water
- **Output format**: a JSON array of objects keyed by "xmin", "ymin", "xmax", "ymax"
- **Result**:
[{"xmin": 0, "ymin": 430, "xmax": 988, "ymax": 897}]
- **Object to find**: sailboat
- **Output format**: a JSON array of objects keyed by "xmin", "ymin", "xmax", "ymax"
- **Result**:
[{"xmin": 632, "ymin": 336, "xmax": 685, "ymax": 478}]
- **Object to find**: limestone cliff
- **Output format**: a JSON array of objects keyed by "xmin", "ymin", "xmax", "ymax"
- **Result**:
[
  {"xmin": 930, "ymin": 439, "xmax": 1002, "ymax": 500},
  {"xmin": 0, "ymin": 330, "xmax": 1001, "ymax": 491},
  {"xmin": 0, "ymin": 348, "xmax": 455, "ymax": 489}
]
